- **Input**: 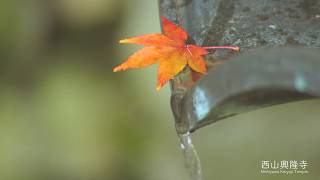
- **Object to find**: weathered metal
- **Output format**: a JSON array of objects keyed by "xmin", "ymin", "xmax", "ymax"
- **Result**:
[{"xmin": 159, "ymin": 0, "xmax": 320, "ymax": 133}]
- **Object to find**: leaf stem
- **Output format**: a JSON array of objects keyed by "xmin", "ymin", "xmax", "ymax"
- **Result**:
[{"xmin": 202, "ymin": 46, "xmax": 240, "ymax": 51}]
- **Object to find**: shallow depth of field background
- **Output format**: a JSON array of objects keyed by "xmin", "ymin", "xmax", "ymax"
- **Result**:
[{"xmin": 0, "ymin": 0, "xmax": 319, "ymax": 180}]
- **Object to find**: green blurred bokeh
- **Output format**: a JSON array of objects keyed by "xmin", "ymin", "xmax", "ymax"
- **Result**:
[{"xmin": 0, "ymin": 0, "xmax": 319, "ymax": 180}]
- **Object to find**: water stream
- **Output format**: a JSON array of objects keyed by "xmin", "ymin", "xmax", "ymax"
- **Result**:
[{"xmin": 178, "ymin": 132, "xmax": 203, "ymax": 180}]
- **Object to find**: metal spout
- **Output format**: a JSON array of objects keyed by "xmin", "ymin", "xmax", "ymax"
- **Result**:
[
  {"xmin": 159, "ymin": 0, "xmax": 320, "ymax": 134},
  {"xmin": 172, "ymin": 47, "xmax": 320, "ymax": 134}
]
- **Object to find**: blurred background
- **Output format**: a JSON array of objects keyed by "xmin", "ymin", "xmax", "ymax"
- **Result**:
[{"xmin": 0, "ymin": 0, "xmax": 319, "ymax": 180}]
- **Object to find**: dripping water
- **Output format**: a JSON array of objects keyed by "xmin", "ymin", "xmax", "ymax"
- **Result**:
[{"xmin": 178, "ymin": 132, "xmax": 203, "ymax": 180}]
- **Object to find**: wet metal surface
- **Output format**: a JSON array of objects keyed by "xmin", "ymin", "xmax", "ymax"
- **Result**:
[
  {"xmin": 181, "ymin": 47, "xmax": 320, "ymax": 133},
  {"xmin": 159, "ymin": 0, "xmax": 320, "ymax": 48},
  {"xmin": 159, "ymin": 0, "xmax": 320, "ymax": 133}
]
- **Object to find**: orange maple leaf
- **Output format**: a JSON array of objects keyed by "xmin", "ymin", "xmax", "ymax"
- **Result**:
[{"xmin": 113, "ymin": 16, "xmax": 239, "ymax": 90}]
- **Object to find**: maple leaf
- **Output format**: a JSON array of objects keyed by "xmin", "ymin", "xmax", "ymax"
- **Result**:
[{"xmin": 113, "ymin": 16, "xmax": 239, "ymax": 90}]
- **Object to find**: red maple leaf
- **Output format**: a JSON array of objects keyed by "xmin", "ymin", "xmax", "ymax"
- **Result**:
[{"xmin": 113, "ymin": 16, "xmax": 239, "ymax": 90}]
